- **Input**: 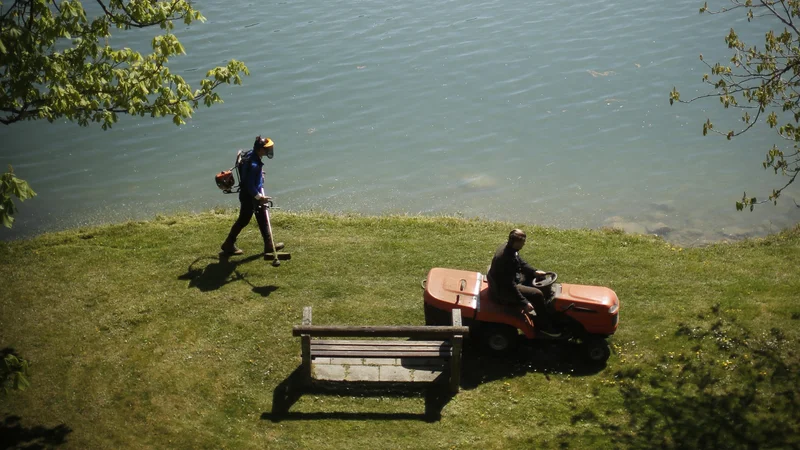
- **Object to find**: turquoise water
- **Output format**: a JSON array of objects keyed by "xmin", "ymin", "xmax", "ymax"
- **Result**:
[{"xmin": 2, "ymin": 0, "xmax": 799, "ymax": 245}]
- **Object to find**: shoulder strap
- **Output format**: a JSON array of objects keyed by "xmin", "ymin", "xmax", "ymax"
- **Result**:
[{"xmin": 239, "ymin": 150, "xmax": 253, "ymax": 165}]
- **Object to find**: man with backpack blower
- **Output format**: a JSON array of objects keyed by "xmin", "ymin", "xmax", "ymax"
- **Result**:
[{"xmin": 220, "ymin": 136, "xmax": 285, "ymax": 258}]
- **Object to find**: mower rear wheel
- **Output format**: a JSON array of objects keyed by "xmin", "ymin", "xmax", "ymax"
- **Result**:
[
  {"xmin": 482, "ymin": 324, "xmax": 518, "ymax": 354},
  {"xmin": 584, "ymin": 338, "xmax": 611, "ymax": 363}
]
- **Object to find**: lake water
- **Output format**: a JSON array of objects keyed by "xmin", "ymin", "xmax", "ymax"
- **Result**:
[{"xmin": 2, "ymin": 0, "xmax": 799, "ymax": 245}]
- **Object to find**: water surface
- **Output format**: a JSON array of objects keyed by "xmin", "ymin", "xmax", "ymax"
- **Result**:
[{"xmin": 2, "ymin": 0, "xmax": 798, "ymax": 245}]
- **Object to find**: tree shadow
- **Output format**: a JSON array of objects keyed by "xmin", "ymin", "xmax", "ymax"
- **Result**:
[
  {"xmin": 459, "ymin": 337, "xmax": 606, "ymax": 390},
  {"xmin": 0, "ymin": 415, "xmax": 72, "ymax": 450},
  {"xmin": 561, "ymin": 307, "xmax": 800, "ymax": 449},
  {"xmin": 177, "ymin": 254, "xmax": 279, "ymax": 297},
  {"xmin": 261, "ymin": 367, "xmax": 454, "ymax": 423}
]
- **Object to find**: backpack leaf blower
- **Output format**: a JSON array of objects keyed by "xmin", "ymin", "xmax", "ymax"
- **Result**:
[{"xmin": 215, "ymin": 150, "xmax": 244, "ymax": 194}]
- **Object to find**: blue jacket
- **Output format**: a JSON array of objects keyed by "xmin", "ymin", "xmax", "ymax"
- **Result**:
[{"xmin": 239, "ymin": 150, "xmax": 264, "ymax": 199}]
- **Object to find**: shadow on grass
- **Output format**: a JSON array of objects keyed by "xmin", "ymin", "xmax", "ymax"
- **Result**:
[
  {"xmin": 0, "ymin": 415, "xmax": 72, "ymax": 450},
  {"xmin": 262, "ymin": 339, "xmax": 601, "ymax": 424},
  {"xmin": 178, "ymin": 254, "xmax": 279, "ymax": 297},
  {"xmin": 459, "ymin": 338, "xmax": 606, "ymax": 389},
  {"xmin": 261, "ymin": 367, "xmax": 454, "ymax": 423},
  {"xmin": 561, "ymin": 307, "xmax": 800, "ymax": 449}
]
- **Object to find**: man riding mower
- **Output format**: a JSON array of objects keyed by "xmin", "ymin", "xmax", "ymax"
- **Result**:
[{"xmin": 423, "ymin": 230, "xmax": 619, "ymax": 363}]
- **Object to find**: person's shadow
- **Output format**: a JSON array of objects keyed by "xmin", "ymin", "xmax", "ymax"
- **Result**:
[{"xmin": 177, "ymin": 254, "xmax": 279, "ymax": 297}]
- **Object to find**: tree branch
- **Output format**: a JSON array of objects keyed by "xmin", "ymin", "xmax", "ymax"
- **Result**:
[
  {"xmin": 0, "ymin": 0, "xmax": 23, "ymax": 21},
  {"xmin": 761, "ymin": 0, "xmax": 799, "ymax": 35},
  {"xmin": 96, "ymin": 0, "xmax": 189, "ymax": 29},
  {"xmin": 1, "ymin": 0, "xmax": 248, "ymax": 133},
  {"xmin": 94, "ymin": 0, "xmax": 112, "ymax": 18},
  {"xmin": 772, "ymin": 169, "xmax": 798, "ymax": 197},
  {"xmin": 27, "ymin": 0, "xmax": 34, "ymax": 30}
]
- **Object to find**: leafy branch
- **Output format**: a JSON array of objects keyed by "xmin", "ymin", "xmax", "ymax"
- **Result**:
[
  {"xmin": 0, "ymin": 0, "xmax": 249, "ymax": 128},
  {"xmin": 0, "ymin": 165, "xmax": 37, "ymax": 228},
  {"xmin": 670, "ymin": 0, "xmax": 800, "ymax": 210},
  {"xmin": 0, "ymin": 0, "xmax": 249, "ymax": 228}
]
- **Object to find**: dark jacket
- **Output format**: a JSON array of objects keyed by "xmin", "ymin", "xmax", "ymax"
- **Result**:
[{"xmin": 487, "ymin": 241, "xmax": 537, "ymax": 305}]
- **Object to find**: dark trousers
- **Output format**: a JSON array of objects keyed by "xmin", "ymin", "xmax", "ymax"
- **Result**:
[
  {"xmin": 225, "ymin": 197, "xmax": 271, "ymax": 249},
  {"xmin": 492, "ymin": 283, "xmax": 546, "ymax": 311},
  {"xmin": 518, "ymin": 279, "xmax": 555, "ymax": 329}
]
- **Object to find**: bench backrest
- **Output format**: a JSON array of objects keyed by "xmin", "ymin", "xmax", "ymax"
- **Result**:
[{"xmin": 291, "ymin": 307, "xmax": 468, "ymax": 339}]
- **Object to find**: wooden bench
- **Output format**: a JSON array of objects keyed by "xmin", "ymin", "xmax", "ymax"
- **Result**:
[{"xmin": 292, "ymin": 306, "xmax": 469, "ymax": 393}]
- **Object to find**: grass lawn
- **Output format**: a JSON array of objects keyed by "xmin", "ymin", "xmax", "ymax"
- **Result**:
[{"xmin": 1, "ymin": 211, "xmax": 798, "ymax": 449}]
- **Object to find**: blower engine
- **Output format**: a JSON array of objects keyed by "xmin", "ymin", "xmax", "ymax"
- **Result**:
[
  {"xmin": 215, "ymin": 150, "xmax": 244, "ymax": 194},
  {"xmin": 215, "ymin": 170, "xmax": 236, "ymax": 193}
]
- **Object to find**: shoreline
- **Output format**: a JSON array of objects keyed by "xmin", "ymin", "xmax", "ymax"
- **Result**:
[{"xmin": 2, "ymin": 208, "xmax": 798, "ymax": 248}]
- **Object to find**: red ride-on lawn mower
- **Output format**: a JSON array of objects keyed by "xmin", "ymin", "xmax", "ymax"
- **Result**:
[{"xmin": 423, "ymin": 268, "xmax": 620, "ymax": 363}]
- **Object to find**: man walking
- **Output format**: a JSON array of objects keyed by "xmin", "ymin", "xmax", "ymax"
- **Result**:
[{"xmin": 221, "ymin": 136, "xmax": 284, "ymax": 256}]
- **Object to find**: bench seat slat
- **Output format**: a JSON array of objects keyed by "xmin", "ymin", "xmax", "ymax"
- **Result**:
[
  {"xmin": 313, "ymin": 339, "xmax": 449, "ymax": 347},
  {"xmin": 312, "ymin": 349, "xmax": 451, "ymax": 358},
  {"xmin": 312, "ymin": 345, "xmax": 450, "ymax": 353},
  {"xmin": 311, "ymin": 338, "xmax": 452, "ymax": 358},
  {"xmin": 312, "ymin": 344, "xmax": 450, "ymax": 351}
]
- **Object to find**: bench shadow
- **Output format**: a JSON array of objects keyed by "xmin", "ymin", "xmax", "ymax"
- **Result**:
[
  {"xmin": 263, "ymin": 337, "xmax": 599, "ymax": 423},
  {"xmin": 459, "ymin": 338, "xmax": 606, "ymax": 389},
  {"xmin": 0, "ymin": 415, "xmax": 72, "ymax": 449},
  {"xmin": 262, "ymin": 367, "xmax": 454, "ymax": 423},
  {"xmin": 177, "ymin": 254, "xmax": 279, "ymax": 297}
]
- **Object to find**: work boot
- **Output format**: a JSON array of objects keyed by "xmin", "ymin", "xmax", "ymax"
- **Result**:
[
  {"xmin": 222, "ymin": 222, "xmax": 246, "ymax": 255},
  {"xmin": 221, "ymin": 241, "xmax": 244, "ymax": 255},
  {"xmin": 264, "ymin": 242, "xmax": 285, "ymax": 253}
]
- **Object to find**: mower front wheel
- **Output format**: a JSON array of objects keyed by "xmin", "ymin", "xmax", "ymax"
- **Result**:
[
  {"xmin": 584, "ymin": 338, "xmax": 611, "ymax": 363},
  {"xmin": 481, "ymin": 323, "xmax": 518, "ymax": 355}
]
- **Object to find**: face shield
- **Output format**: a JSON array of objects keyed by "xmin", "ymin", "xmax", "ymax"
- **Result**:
[{"xmin": 254, "ymin": 136, "xmax": 274, "ymax": 158}]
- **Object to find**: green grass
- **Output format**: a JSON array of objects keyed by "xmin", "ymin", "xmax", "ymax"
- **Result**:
[{"xmin": 1, "ymin": 211, "xmax": 798, "ymax": 449}]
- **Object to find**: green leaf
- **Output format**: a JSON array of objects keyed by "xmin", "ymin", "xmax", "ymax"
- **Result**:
[{"xmin": 13, "ymin": 372, "xmax": 30, "ymax": 391}]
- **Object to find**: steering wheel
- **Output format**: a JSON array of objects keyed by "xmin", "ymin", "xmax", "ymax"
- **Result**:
[{"xmin": 532, "ymin": 271, "xmax": 558, "ymax": 288}]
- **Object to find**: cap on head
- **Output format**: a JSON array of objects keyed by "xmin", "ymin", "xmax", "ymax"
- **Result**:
[{"xmin": 509, "ymin": 229, "xmax": 527, "ymax": 242}]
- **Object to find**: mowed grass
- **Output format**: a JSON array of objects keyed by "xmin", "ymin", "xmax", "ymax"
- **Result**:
[{"xmin": 1, "ymin": 211, "xmax": 798, "ymax": 449}]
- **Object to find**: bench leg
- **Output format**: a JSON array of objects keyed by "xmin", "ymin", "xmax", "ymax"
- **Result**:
[
  {"xmin": 449, "ymin": 309, "xmax": 463, "ymax": 393},
  {"xmin": 301, "ymin": 334, "xmax": 312, "ymax": 383},
  {"xmin": 450, "ymin": 334, "xmax": 463, "ymax": 393},
  {"xmin": 301, "ymin": 306, "xmax": 313, "ymax": 383}
]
